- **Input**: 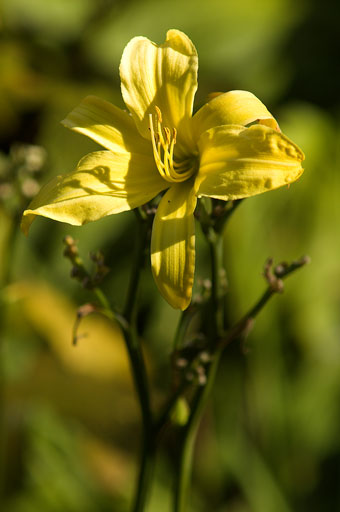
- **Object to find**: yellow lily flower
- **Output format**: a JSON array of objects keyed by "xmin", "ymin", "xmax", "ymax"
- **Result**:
[{"xmin": 22, "ymin": 30, "xmax": 304, "ymax": 310}]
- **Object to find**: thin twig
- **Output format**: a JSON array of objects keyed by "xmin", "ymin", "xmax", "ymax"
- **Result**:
[{"xmin": 219, "ymin": 255, "xmax": 311, "ymax": 349}]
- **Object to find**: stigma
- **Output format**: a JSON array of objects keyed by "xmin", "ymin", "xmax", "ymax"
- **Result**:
[{"xmin": 149, "ymin": 107, "xmax": 195, "ymax": 183}]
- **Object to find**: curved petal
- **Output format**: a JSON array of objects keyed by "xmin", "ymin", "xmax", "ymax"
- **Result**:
[
  {"xmin": 21, "ymin": 150, "xmax": 166, "ymax": 234},
  {"xmin": 151, "ymin": 180, "xmax": 197, "ymax": 310},
  {"xmin": 192, "ymin": 90, "xmax": 280, "ymax": 142},
  {"xmin": 196, "ymin": 124, "xmax": 304, "ymax": 200},
  {"xmin": 62, "ymin": 95, "xmax": 151, "ymax": 155},
  {"xmin": 120, "ymin": 30, "xmax": 198, "ymax": 155}
]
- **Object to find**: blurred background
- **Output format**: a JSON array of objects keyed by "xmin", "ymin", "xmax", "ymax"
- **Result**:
[{"xmin": 1, "ymin": 0, "xmax": 340, "ymax": 510}]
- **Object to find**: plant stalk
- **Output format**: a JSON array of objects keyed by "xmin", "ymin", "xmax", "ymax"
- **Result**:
[
  {"xmin": 173, "ymin": 228, "xmax": 225, "ymax": 512},
  {"xmin": 121, "ymin": 213, "xmax": 155, "ymax": 512},
  {"xmin": 173, "ymin": 350, "xmax": 221, "ymax": 512}
]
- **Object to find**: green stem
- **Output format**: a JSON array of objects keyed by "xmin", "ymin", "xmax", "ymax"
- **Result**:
[
  {"xmin": 68, "ymin": 212, "xmax": 155, "ymax": 511},
  {"xmin": 124, "ymin": 210, "xmax": 148, "ymax": 322},
  {"xmin": 173, "ymin": 308, "xmax": 195, "ymax": 352},
  {"xmin": 219, "ymin": 255, "xmax": 311, "ymax": 349},
  {"xmin": 214, "ymin": 199, "xmax": 243, "ymax": 235},
  {"xmin": 122, "ymin": 324, "xmax": 152, "ymax": 431},
  {"xmin": 121, "ymin": 213, "xmax": 152, "ymax": 431},
  {"xmin": 208, "ymin": 233, "xmax": 223, "ymax": 337},
  {"xmin": 132, "ymin": 427, "xmax": 156, "ymax": 512},
  {"xmin": 93, "ymin": 287, "xmax": 114, "ymax": 318},
  {"xmin": 155, "ymin": 303, "xmax": 202, "ymax": 439},
  {"xmin": 174, "ymin": 351, "xmax": 222, "ymax": 512},
  {"xmin": 120, "ymin": 213, "xmax": 154, "ymax": 512},
  {"xmin": 123, "ymin": 324, "xmax": 155, "ymax": 512},
  {"xmin": 173, "ymin": 228, "xmax": 225, "ymax": 512}
]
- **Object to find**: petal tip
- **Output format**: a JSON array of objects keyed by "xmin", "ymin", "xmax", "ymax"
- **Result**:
[
  {"xmin": 165, "ymin": 29, "xmax": 198, "ymax": 56},
  {"xmin": 20, "ymin": 210, "xmax": 34, "ymax": 236}
]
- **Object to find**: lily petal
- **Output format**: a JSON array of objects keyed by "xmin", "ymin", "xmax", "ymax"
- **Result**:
[
  {"xmin": 62, "ymin": 95, "xmax": 150, "ymax": 154},
  {"xmin": 151, "ymin": 180, "xmax": 197, "ymax": 310},
  {"xmin": 21, "ymin": 150, "xmax": 166, "ymax": 234},
  {"xmin": 196, "ymin": 124, "xmax": 304, "ymax": 200},
  {"xmin": 192, "ymin": 90, "xmax": 279, "ymax": 142},
  {"xmin": 120, "ymin": 29, "xmax": 198, "ymax": 155}
]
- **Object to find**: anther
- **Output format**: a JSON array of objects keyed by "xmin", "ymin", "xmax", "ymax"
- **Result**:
[
  {"xmin": 155, "ymin": 106, "xmax": 162, "ymax": 123},
  {"xmin": 163, "ymin": 127, "xmax": 171, "ymax": 145}
]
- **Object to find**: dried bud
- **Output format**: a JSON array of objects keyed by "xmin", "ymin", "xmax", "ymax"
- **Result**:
[
  {"xmin": 90, "ymin": 251, "xmax": 104, "ymax": 264},
  {"xmin": 202, "ymin": 279, "xmax": 212, "ymax": 290},
  {"xmin": 199, "ymin": 351, "xmax": 211, "ymax": 364},
  {"xmin": 11, "ymin": 144, "xmax": 46, "ymax": 172},
  {"xmin": 21, "ymin": 178, "xmax": 40, "ymax": 198},
  {"xmin": 176, "ymin": 358, "xmax": 188, "ymax": 369},
  {"xmin": 63, "ymin": 235, "xmax": 76, "ymax": 247},
  {"xmin": 263, "ymin": 257, "xmax": 274, "ymax": 282},
  {"xmin": 271, "ymin": 278, "xmax": 284, "ymax": 293},
  {"xmin": 63, "ymin": 245, "xmax": 78, "ymax": 259},
  {"xmin": 274, "ymin": 262, "xmax": 289, "ymax": 277},
  {"xmin": 300, "ymin": 255, "xmax": 311, "ymax": 265},
  {"xmin": 197, "ymin": 373, "xmax": 207, "ymax": 386}
]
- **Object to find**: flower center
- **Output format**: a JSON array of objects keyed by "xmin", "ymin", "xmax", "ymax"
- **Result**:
[{"xmin": 149, "ymin": 107, "xmax": 196, "ymax": 183}]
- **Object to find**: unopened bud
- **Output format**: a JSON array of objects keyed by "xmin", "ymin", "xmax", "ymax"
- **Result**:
[{"xmin": 170, "ymin": 397, "xmax": 190, "ymax": 426}]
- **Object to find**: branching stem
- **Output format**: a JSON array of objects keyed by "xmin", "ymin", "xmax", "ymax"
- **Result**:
[{"xmin": 173, "ymin": 224, "xmax": 224, "ymax": 512}]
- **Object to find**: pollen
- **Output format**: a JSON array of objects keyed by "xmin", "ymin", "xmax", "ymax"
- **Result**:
[{"xmin": 149, "ymin": 107, "xmax": 195, "ymax": 183}]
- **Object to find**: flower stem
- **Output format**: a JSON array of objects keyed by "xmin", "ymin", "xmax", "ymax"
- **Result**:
[
  {"xmin": 173, "ymin": 350, "xmax": 221, "ymax": 512},
  {"xmin": 219, "ymin": 255, "xmax": 311, "ymax": 349},
  {"xmin": 132, "ymin": 426, "xmax": 156, "ymax": 512},
  {"xmin": 208, "ymin": 232, "xmax": 224, "ymax": 337},
  {"xmin": 173, "ymin": 306, "xmax": 196, "ymax": 352},
  {"xmin": 173, "ymin": 228, "xmax": 225, "ymax": 512},
  {"xmin": 120, "ymin": 212, "xmax": 155, "ymax": 512},
  {"xmin": 124, "ymin": 212, "xmax": 147, "ymax": 323}
]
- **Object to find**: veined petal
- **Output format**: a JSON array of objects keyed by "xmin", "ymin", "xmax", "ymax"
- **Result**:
[
  {"xmin": 21, "ymin": 150, "xmax": 166, "ymax": 234},
  {"xmin": 151, "ymin": 180, "xmax": 197, "ymax": 310},
  {"xmin": 196, "ymin": 124, "xmax": 304, "ymax": 200},
  {"xmin": 62, "ymin": 95, "xmax": 150, "ymax": 154},
  {"xmin": 192, "ymin": 90, "xmax": 279, "ymax": 142},
  {"xmin": 120, "ymin": 29, "xmax": 198, "ymax": 155}
]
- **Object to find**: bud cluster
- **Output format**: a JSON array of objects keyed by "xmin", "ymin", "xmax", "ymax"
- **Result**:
[
  {"xmin": 174, "ymin": 341, "xmax": 213, "ymax": 387},
  {"xmin": 0, "ymin": 143, "xmax": 46, "ymax": 217},
  {"xmin": 63, "ymin": 235, "xmax": 110, "ymax": 290}
]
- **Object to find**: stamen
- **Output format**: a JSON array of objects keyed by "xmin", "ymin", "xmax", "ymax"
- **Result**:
[
  {"xmin": 163, "ymin": 127, "xmax": 171, "ymax": 145},
  {"xmin": 148, "ymin": 107, "xmax": 195, "ymax": 184},
  {"xmin": 155, "ymin": 105, "xmax": 162, "ymax": 124}
]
